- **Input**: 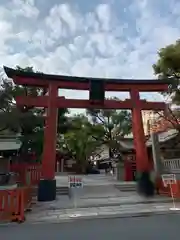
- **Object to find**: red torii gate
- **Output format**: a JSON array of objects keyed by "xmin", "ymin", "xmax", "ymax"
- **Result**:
[{"xmin": 4, "ymin": 66, "xmax": 169, "ymax": 201}]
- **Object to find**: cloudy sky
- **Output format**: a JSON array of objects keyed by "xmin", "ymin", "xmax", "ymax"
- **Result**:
[{"xmin": 0, "ymin": 0, "xmax": 179, "ymax": 112}]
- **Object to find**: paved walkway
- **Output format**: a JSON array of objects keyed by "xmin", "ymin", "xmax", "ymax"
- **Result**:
[
  {"xmin": 32, "ymin": 174, "xmax": 173, "ymax": 213},
  {"xmin": 32, "ymin": 194, "xmax": 172, "ymax": 211},
  {"xmin": 27, "ymin": 202, "xmax": 180, "ymax": 224},
  {"xmin": 55, "ymin": 174, "xmax": 118, "ymax": 186},
  {"xmin": 24, "ymin": 174, "xmax": 177, "ymax": 224}
]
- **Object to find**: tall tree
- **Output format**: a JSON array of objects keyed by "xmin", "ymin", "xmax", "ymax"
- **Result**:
[
  {"xmin": 153, "ymin": 39, "xmax": 180, "ymax": 104},
  {"xmin": 86, "ymin": 99, "xmax": 132, "ymax": 158},
  {"xmin": 153, "ymin": 39, "xmax": 180, "ymax": 133},
  {"xmin": 0, "ymin": 66, "xmax": 69, "ymax": 161},
  {"xmin": 0, "ymin": 66, "xmax": 44, "ymax": 133},
  {"xmin": 58, "ymin": 114, "xmax": 101, "ymax": 173}
]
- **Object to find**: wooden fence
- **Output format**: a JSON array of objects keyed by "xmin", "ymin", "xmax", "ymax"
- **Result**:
[
  {"xmin": 0, "ymin": 187, "xmax": 32, "ymax": 223},
  {"xmin": 0, "ymin": 163, "xmax": 41, "ymax": 223},
  {"xmin": 157, "ymin": 158, "xmax": 180, "ymax": 197},
  {"xmin": 10, "ymin": 163, "xmax": 42, "ymax": 186}
]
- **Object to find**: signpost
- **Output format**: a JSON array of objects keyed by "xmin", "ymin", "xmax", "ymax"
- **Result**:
[
  {"xmin": 68, "ymin": 176, "xmax": 83, "ymax": 209},
  {"xmin": 68, "ymin": 176, "xmax": 83, "ymax": 189},
  {"xmin": 161, "ymin": 174, "xmax": 180, "ymax": 211}
]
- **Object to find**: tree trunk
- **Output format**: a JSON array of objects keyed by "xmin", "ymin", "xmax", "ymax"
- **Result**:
[{"xmin": 75, "ymin": 159, "xmax": 87, "ymax": 174}]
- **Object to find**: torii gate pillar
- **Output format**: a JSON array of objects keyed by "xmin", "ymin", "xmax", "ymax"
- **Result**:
[
  {"xmin": 38, "ymin": 84, "xmax": 58, "ymax": 201},
  {"xmin": 130, "ymin": 90, "xmax": 149, "ymax": 172},
  {"xmin": 130, "ymin": 89, "xmax": 154, "ymax": 195}
]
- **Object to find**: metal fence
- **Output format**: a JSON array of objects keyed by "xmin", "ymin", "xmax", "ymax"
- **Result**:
[{"xmin": 163, "ymin": 158, "xmax": 180, "ymax": 173}]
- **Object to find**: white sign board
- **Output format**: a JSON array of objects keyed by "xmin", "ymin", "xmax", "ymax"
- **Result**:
[
  {"xmin": 161, "ymin": 174, "xmax": 176, "ymax": 187},
  {"xmin": 68, "ymin": 176, "xmax": 83, "ymax": 188},
  {"xmin": 161, "ymin": 174, "xmax": 180, "ymax": 211}
]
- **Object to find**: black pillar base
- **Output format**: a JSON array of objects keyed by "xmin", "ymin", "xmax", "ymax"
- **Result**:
[
  {"xmin": 38, "ymin": 179, "xmax": 56, "ymax": 202},
  {"xmin": 137, "ymin": 171, "xmax": 155, "ymax": 197}
]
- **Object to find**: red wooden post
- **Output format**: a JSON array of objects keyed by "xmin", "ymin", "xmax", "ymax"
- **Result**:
[
  {"xmin": 130, "ymin": 89, "xmax": 149, "ymax": 172},
  {"xmin": 41, "ymin": 83, "xmax": 58, "ymax": 180},
  {"xmin": 38, "ymin": 83, "xmax": 58, "ymax": 201},
  {"xmin": 124, "ymin": 158, "xmax": 133, "ymax": 181}
]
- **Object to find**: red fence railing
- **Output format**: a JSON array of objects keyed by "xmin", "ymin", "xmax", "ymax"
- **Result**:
[
  {"xmin": 156, "ymin": 177, "xmax": 180, "ymax": 198},
  {"xmin": 0, "ymin": 187, "xmax": 32, "ymax": 223},
  {"xmin": 0, "ymin": 164, "xmax": 42, "ymax": 223},
  {"xmin": 10, "ymin": 163, "xmax": 42, "ymax": 186}
]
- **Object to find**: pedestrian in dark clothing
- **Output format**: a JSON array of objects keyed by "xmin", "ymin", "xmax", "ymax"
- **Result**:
[{"xmin": 105, "ymin": 163, "xmax": 108, "ymax": 174}]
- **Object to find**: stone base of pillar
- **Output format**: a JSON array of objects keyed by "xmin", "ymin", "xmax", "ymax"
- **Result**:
[
  {"xmin": 38, "ymin": 179, "xmax": 56, "ymax": 202},
  {"xmin": 136, "ymin": 171, "xmax": 155, "ymax": 197}
]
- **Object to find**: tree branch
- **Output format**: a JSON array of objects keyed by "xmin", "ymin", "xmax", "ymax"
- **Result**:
[
  {"xmin": 91, "ymin": 112, "xmax": 105, "ymax": 124},
  {"xmin": 156, "ymin": 109, "xmax": 179, "ymax": 131},
  {"xmin": 91, "ymin": 135, "xmax": 105, "ymax": 144},
  {"xmin": 62, "ymin": 139, "xmax": 77, "ymax": 162},
  {"xmin": 0, "ymin": 108, "xmax": 6, "ymax": 113},
  {"xmin": 167, "ymin": 107, "xmax": 179, "ymax": 125},
  {"xmin": 0, "ymin": 126, "xmax": 8, "ymax": 132}
]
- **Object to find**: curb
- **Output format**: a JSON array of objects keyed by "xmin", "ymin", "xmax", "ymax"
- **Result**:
[
  {"xmin": 0, "ymin": 203, "xmax": 179, "ymax": 227},
  {"xmin": 18, "ymin": 209, "xmax": 180, "ymax": 226},
  {"xmin": 38, "ymin": 199, "xmax": 174, "ymax": 210}
]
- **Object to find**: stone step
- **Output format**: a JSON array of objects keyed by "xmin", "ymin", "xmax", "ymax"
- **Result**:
[
  {"xmin": 56, "ymin": 187, "xmax": 69, "ymax": 195},
  {"xmin": 114, "ymin": 184, "xmax": 137, "ymax": 192},
  {"xmin": 32, "ymin": 186, "xmax": 69, "ymax": 197}
]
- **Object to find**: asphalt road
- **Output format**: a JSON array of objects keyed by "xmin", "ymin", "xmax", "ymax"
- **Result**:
[{"xmin": 0, "ymin": 214, "xmax": 179, "ymax": 239}]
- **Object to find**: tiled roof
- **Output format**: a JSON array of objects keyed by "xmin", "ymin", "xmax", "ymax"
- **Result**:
[{"xmin": 95, "ymin": 129, "xmax": 179, "ymax": 155}]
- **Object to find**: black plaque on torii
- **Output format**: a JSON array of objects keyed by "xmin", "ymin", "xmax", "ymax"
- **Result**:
[{"xmin": 89, "ymin": 80, "xmax": 105, "ymax": 103}]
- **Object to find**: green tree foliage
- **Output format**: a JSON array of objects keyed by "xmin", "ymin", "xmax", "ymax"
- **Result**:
[
  {"xmin": 0, "ymin": 66, "xmax": 69, "ymax": 161},
  {"xmin": 153, "ymin": 40, "xmax": 180, "ymax": 132},
  {"xmin": 153, "ymin": 39, "xmax": 180, "ymax": 104},
  {"xmin": 0, "ymin": 66, "xmax": 44, "ymax": 134},
  {"xmin": 58, "ymin": 114, "xmax": 102, "ymax": 173},
  {"xmin": 86, "ymin": 99, "xmax": 132, "ymax": 158}
]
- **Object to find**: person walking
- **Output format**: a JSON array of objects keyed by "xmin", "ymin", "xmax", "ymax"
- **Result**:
[
  {"xmin": 105, "ymin": 163, "xmax": 108, "ymax": 174},
  {"xmin": 109, "ymin": 162, "xmax": 113, "ymax": 175}
]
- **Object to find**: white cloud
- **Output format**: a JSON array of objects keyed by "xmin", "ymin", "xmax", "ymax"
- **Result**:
[
  {"xmin": 0, "ymin": 20, "xmax": 13, "ymax": 53},
  {"xmin": 96, "ymin": 4, "xmax": 111, "ymax": 31},
  {"xmin": 0, "ymin": 0, "xmax": 180, "ymax": 114},
  {"xmin": 11, "ymin": 0, "xmax": 39, "ymax": 18}
]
